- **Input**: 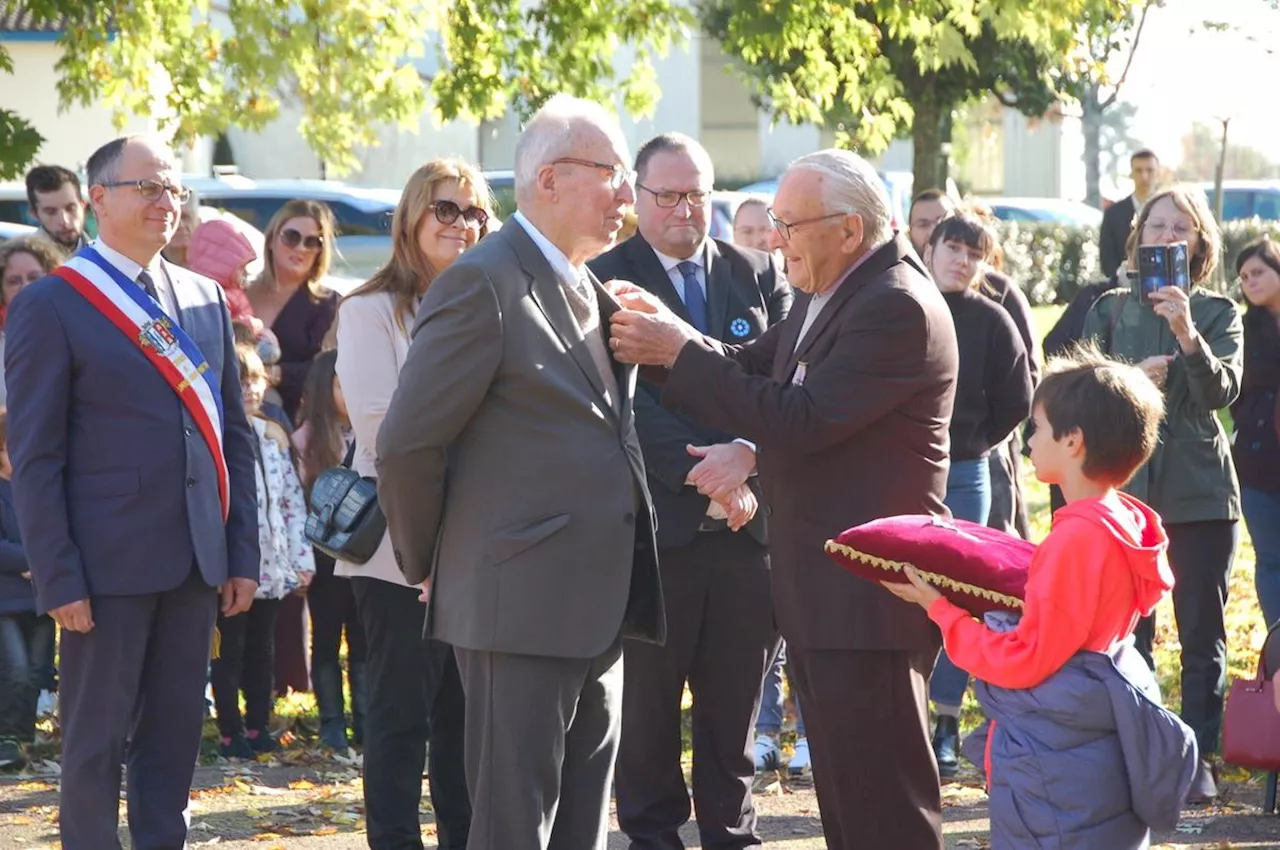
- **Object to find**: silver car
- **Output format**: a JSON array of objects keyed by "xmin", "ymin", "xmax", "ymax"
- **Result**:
[{"xmin": 184, "ymin": 176, "xmax": 397, "ymax": 284}]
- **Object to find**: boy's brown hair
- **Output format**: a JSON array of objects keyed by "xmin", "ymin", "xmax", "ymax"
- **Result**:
[{"xmin": 1034, "ymin": 344, "xmax": 1165, "ymax": 486}]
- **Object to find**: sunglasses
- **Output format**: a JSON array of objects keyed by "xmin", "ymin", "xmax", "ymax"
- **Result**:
[
  {"xmin": 279, "ymin": 228, "xmax": 325, "ymax": 252},
  {"xmin": 429, "ymin": 200, "xmax": 489, "ymax": 229}
]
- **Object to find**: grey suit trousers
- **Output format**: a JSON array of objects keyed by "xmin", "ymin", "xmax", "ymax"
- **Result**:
[{"xmin": 455, "ymin": 641, "xmax": 624, "ymax": 850}]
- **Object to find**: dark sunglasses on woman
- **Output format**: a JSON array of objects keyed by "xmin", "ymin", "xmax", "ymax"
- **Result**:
[
  {"xmin": 430, "ymin": 199, "xmax": 489, "ymax": 229},
  {"xmin": 280, "ymin": 227, "xmax": 325, "ymax": 251}
]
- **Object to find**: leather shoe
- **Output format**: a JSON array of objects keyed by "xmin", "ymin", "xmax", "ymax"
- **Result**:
[{"xmin": 932, "ymin": 715, "xmax": 960, "ymax": 778}]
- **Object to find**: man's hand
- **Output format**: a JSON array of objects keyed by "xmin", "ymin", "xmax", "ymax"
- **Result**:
[
  {"xmin": 715, "ymin": 484, "xmax": 758, "ymax": 531},
  {"xmin": 880, "ymin": 566, "xmax": 943, "ymax": 609},
  {"xmin": 1137, "ymin": 355, "xmax": 1174, "ymax": 390},
  {"xmin": 220, "ymin": 577, "xmax": 258, "ymax": 617},
  {"xmin": 417, "ymin": 581, "xmax": 431, "ymax": 605},
  {"xmin": 609, "ymin": 303, "xmax": 701, "ymax": 368},
  {"xmin": 686, "ymin": 442, "xmax": 756, "ymax": 504},
  {"xmin": 50, "ymin": 599, "xmax": 94, "ymax": 633},
  {"xmin": 20, "ymin": 571, "xmax": 30, "ymax": 581}
]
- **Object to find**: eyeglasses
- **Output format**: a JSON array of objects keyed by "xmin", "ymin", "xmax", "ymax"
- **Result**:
[
  {"xmin": 99, "ymin": 179, "xmax": 192, "ymax": 204},
  {"xmin": 280, "ymin": 228, "xmax": 325, "ymax": 252},
  {"xmin": 429, "ymin": 199, "xmax": 489, "ymax": 229},
  {"xmin": 767, "ymin": 209, "xmax": 848, "ymax": 241},
  {"xmin": 1142, "ymin": 220, "xmax": 1195, "ymax": 240},
  {"xmin": 552, "ymin": 158, "xmax": 635, "ymax": 191},
  {"xmin": 636, "ymin": 184, "xmax": 710, "ymax": 209}
]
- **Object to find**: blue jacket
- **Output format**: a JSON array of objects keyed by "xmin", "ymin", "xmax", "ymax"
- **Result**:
[
  {"xmin": 5, "ymin": 255, "xmax": 259, "ymax": 613},
  {"xmin": 964, "ymin": 641, "xmax": 1198, "ymax": 849},
  {"xmin": 0, "ymin": 478, "xmax": 33, "ymax": 615}
]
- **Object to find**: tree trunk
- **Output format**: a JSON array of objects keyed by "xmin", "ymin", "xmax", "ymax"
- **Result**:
[
  {"xmin": 912, "ymin": 92, "xmax": 947, "ymax": 194},
  {"xmin": 1081, "ymin": 82, "xmax": 1104, "ymax": 209},
  {"xmin": 1213, "ymin": 118, "xmax": 1229, "ymax": 223}
]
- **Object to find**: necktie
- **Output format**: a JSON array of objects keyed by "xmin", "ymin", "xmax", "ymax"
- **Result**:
[
  {"xmin": 677, "ymin": 261, "xmax": 707, "ymax": 333},
  {"xmin": 137, "ymin": 270, "xmax": 160, "ymax": 303}
]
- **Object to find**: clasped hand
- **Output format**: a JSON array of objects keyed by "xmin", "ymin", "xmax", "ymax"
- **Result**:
[{"xmin": 605, "ymin": 281, "xmax": 701, "ymax": 368}]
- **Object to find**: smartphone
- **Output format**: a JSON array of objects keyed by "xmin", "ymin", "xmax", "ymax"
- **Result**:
[{"xmin": 1137, "ymin": 242, "xmax": 1191, "ymax": 298}]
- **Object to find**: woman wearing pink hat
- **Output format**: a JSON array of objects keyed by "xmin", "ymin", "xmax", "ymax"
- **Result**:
[{"xmin": 186, "ymin": 218, "xmax": 259, "ymax": 328}]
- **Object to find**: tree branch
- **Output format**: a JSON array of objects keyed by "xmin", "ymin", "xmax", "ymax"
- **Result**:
[{"xmin": 1100, "ymin": 0, "xmax": 1154, "ymax": 110}]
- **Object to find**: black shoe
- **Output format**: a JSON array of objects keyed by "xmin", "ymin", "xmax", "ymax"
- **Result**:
[
  {"xmin": 319, "ymin": 719, "xmax": 349, "ymax": 751},
  {"xmin": 932, "ymin": 716, "xmax": 960, "ymax": 779},
  {"xmin": 220, "ymin": 735, "xmax": 254, "ymax": 760},
  {"xmin": 0, "ymin": 739, "xmax": 24, "ymax": 770},
  {"xmin": 246, "ymin": 729, "xmax": 279, "ymax": 754}
]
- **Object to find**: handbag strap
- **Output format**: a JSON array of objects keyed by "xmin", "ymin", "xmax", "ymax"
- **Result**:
[{"xmin": 343, "ymin": 436, "xmax": 357, "ymax": 469}]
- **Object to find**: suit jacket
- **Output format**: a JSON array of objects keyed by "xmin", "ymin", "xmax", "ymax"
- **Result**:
[
  {"xmin": 5, "ymin": 256, "xmax": 260, "ymax": 614},
  {"xmin": 590, "ymin": 235, "xmax": 791, "ymax": 549},
  {"xmin": 1100, "ymin": 195, "xmax": 1137, "ymax": 280},
  {"xmin": 658, "ymin": 234, "xmax": 958, "ymax": 651},
  {"xmin": 376, "ymin": 218, "xmax": 664, "ymax": 660}
]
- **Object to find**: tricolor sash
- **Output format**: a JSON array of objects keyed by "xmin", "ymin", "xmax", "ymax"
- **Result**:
[{"xmin": 54, "ymin": 247, "xmax": 230, "ymax": 522}]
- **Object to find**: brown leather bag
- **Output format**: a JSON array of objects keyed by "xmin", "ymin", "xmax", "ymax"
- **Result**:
[{"xmin": 1222, "ymin": 623, "xmax": 1280, "ymax": 770}]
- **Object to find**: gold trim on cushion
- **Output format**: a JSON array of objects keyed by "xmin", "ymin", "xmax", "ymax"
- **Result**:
[{"xmin": 824, "ymin": 539, "xmax": 1025, "ymax": 611}]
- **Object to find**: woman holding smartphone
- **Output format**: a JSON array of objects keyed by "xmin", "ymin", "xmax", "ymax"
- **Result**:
[{"xmin": 1082, "ymin": 185, "xmax": 1243, "ymax": 804}]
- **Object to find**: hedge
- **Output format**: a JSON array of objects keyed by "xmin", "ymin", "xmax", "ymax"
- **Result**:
[{"xmin": 991, "ymin": 219, "xmax": 1280, "ymax": 305}]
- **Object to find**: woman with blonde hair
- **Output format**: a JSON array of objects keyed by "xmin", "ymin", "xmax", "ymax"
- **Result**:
[
  {"xmin": 1083, "ymin": 185, "xmax": 1243, "ymax": 803},
  {"xmin": 336, "ymin": 157, "xmax": 493, "ymax": 850},
  {"xmin": 247, "ymin": 199, "xmax": 339, "ymax": 423}
]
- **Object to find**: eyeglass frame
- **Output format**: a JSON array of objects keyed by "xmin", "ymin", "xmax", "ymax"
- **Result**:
[
  {"xmin": 279, "ymin": 227, "xmax": 325, "ymax": 252},
  {"xmin": 97, "ymin": 179, "xmax": 192, "ymax": 204},
  {"xmin": 1141, "ymin": 219, "xmax": 1197, "ymax": 241},
  {"xmin": 551, "ymin": 158, "xmax": 636, "ymax": 191},
  {"xmin": 636, "ymin": 183, "xmax": 711, "ymax": 209},
  {"xmin": 428, "ymin": 199, "xmax": 490, "ymax": 229},
  {"xmin": 767, "ymin": 208, "xmax": 850, "ymax": 241}
]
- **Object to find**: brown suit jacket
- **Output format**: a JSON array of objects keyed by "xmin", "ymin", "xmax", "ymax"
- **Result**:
[
  {"xmin": 659, "ymin": 234, "xmax": 958, "ymax": 651},
  {"xmin": 376, "ymin": 218, "xmax": 664, "ymax": 659}
]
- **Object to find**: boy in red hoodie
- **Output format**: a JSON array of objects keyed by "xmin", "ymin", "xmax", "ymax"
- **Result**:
[
  {"xmin": 887, "ymin": 345, "xmax": 1172, "ymax": 690},
  {"xmin": 886, "ymin": 346, "xmax": 1194, "ymax": 847}
]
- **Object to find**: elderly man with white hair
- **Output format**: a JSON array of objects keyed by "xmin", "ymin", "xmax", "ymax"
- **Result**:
[
  {"xmin": 611, "ymin": 148, "xmax": 959, "ymax": 849},
  {"xmin": 375, "ymin": 95, "xmax": 665, "ymax": 850}
]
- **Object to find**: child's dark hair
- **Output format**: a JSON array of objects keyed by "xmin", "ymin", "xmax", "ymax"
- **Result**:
[
  {"xmin": 1034, "ymin": 343, "xmax": 1165, "ymax": 486},
  {"xmin": 296, "ymin": 349, "xmax": 344, "ymax": 493},
  {"xmin": 927, "ymin": 211, "xmax": 996, "ymax": 263},
  {"xmin": 0, "ymin": 407, "xmax": 8, "ymax": 448}
]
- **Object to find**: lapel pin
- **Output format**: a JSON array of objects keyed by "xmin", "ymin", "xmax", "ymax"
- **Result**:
[{"xmin": 730, "ymin": 317, "xmax": 750, "ymax": 338}]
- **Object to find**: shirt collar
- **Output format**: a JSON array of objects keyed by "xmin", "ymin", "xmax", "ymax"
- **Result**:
[
  {"xmin": 813, "ymin": 238, "xmax": 885, "ymax": 302},
  {"xmin": 92, "ymin": 238, "xmax": 162, "ymax": 283},
  {"xmin": 651, "ymin": 242, "xmax": 706, "ymax": 276},
  {"xmin": 512, "ymin": 210, "xmax": 580, "ymax": 284}
]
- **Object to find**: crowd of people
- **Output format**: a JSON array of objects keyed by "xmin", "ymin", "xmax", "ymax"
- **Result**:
[{"xmin": 0, "ymin": 103, "xmax": 1275, "ymax": 850}]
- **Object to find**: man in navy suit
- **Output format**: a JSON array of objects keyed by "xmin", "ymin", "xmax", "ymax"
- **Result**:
[
  {"xmin": 590, "ymin": 133, "xmax": 791, "ymax": 849},
  {"xmin": 4, "ymin": 135, "xmax": 259, "ymax": 849}
]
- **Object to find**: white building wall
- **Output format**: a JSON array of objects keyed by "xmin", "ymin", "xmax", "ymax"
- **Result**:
[{"xmin": 2, "ymin": 41, "xmax": 155, "ymax": 172}]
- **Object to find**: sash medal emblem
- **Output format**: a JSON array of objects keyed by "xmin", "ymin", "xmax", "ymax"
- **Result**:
[{"xmin": 52, "ymin": 247, "xmax": 230, "ymax": 521}]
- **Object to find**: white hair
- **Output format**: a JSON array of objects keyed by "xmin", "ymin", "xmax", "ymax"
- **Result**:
[
  {"xmin": 788, "ymin": 149, "xmax": 893, "ymax": 249},
  {"xmin": 514, "ymin": 95, "xmax": 626, "ymax": 197}
]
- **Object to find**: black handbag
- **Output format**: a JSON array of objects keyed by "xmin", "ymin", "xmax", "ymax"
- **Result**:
[{"xmin": 305, "ymin": 440, "xmax": 386, "ymax": 564}]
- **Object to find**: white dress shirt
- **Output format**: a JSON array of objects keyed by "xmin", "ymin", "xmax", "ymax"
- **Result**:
[
  {"xmin": 652, "ymin": 244, "xmax": 707, "ymax": 306},
  {"xmin": 93, "ymin": 238, "xmax": 179, "ymax": 319}
]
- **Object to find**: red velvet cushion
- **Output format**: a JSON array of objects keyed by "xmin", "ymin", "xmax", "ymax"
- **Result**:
[{"xmin": 824, "ymin": 515, "xmax": 1034, "ymax": 614}]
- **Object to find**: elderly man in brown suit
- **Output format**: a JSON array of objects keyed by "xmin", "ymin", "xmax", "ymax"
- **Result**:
[
  {"xmin": 610, "ymin": 148, "xmax": 958, "ymax": 849},
  {"xmin": 376, "ymin": 95, "xmax": 665, "ymax": 850}
]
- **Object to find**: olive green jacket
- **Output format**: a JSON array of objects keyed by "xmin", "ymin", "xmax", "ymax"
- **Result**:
[{"xmin": 1082, "ymin": 286, "xmax": 1243, "ymax": 524}]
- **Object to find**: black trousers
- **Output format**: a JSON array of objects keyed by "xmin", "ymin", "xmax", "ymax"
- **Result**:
[
  {"xmin": 211, "ymin": 598, "xmax": 282, "ymax": 738},
  {"xmin": 1135, "ymin": 519, "xmax": 1238, "ymax": 755},
  {"xmin": 788, "ymin": 647, "xmax": 943, "ymax": 850},
  {"xmin": 352, "ymin": 577, "xmax": 470, "ymax": 850},
  {"xmin": 308, "ymin": 554, "xmax": 366, "ymax": 668},
  {"xmin": 615, "ymin": 530, "xmax": 777, "ymax": 850}
]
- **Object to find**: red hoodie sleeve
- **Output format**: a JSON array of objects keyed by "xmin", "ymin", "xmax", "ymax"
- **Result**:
[{"xmin": 926, "ymin": 518, "xmax": 1108, "ymax": 690}]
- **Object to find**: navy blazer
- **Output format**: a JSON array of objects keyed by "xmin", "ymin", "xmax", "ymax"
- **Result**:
[
  {"xmin": 4, "ymin": 256, "xmax": 259, "ymax": 614},
  {"xmin": 590, "ymin": 235, "xmax": 792, "ymax": 549}
]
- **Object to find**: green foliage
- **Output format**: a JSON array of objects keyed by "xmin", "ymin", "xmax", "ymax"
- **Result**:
[
  {"xmin": 0, "ymin": 0, "xmax": 691, "ymax": 178},
  {"xmin": 429, "ymin": 0, "xmax": 692, "ymax": 123},
  {"xmin": 701, "ymin": 0, "xmax": 1129, "ymax": 157},
  {"xmin": 0, "ymin": 109, "xmax": 44, "ymax": 180},
  {"xmin": 998, "ymin": 217, "xmax": 1280, "ymax": 306}
]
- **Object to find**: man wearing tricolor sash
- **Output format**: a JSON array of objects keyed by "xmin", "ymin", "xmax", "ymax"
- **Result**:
[{"xmin": 4, "ymin": 136, "xmax": 260, "ymax": 850}]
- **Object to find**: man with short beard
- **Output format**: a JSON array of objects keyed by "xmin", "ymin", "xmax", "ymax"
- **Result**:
[{"xmin": 25, "ymin": 165, "xmax": 88, "ymax": 254}]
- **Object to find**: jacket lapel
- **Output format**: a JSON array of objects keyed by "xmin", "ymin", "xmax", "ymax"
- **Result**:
[
  {"xmin": 629, "ymin": 237, "xmax": 693, "ymax": 325},
  {"xmin": 587, "ymin": 268, "xmax": 633, "ymax": 432},
  {"xmin": 704, "ymin": 240, "xmax": 733, "ymax": 337},
  {"xmin": 507, "ymin": 220, "xmax": 617, "ymax": 419},
  {"xmin": 781, "ymin": 236, "xmax": 911, "ymax": 378}
]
